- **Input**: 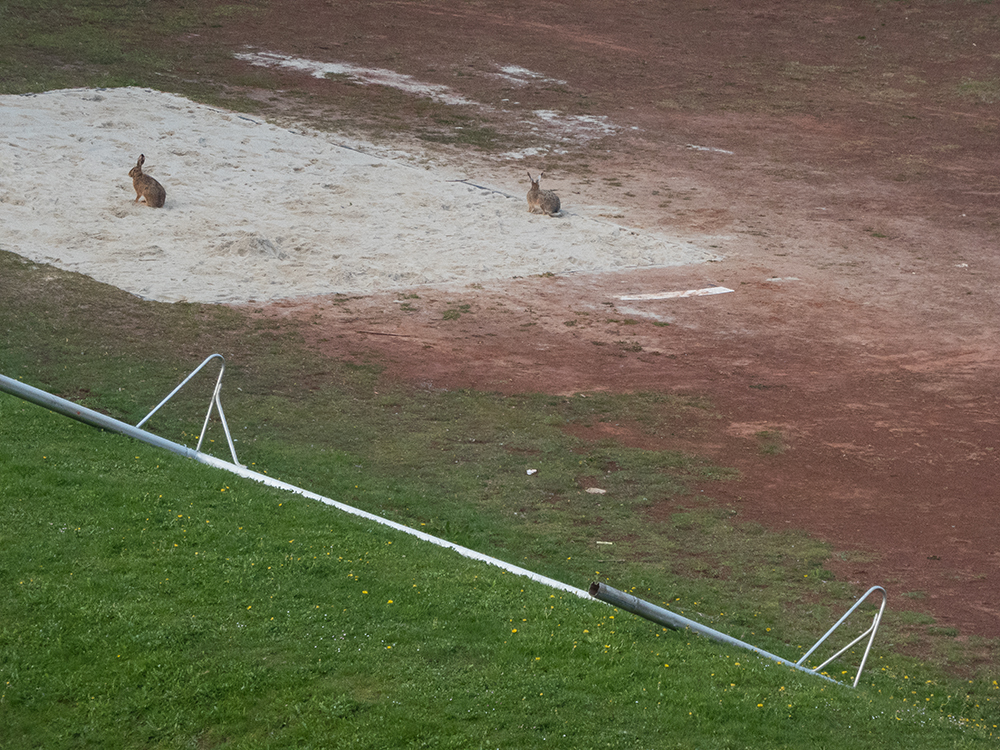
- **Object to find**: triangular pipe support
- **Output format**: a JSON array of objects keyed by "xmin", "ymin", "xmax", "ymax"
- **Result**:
[
  {"xmin": 797, "ymin": 586, "xmax": 887, "ymax": 688},
  {"xmin": 136, "ymin": 353, "xmax": 242, "ymax": 466}
]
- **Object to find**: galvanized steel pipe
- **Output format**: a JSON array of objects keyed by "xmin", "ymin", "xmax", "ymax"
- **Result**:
[
  {"xmin": 589, "ymin": 581, "xmax": 841, "ymax": 685},
  {"xmin": 0, "ymin": 373, "xmax": 203, "ymax": 460}
]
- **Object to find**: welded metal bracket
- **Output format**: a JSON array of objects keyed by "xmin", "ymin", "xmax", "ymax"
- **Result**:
[
  {"xmin": 137, "ymin": 354, "xmax": 242, "ymax": 466},
  {"xmin": 797, "ymin": 585, "xmax": 887, "ymax": 688}
]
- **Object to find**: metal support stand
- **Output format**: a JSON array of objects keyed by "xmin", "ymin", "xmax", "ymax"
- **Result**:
[
  {"xmin": 137, "ymin": 354, "xmax": 242, "ymax": 466},
  {"xmin": 797, "ymin": 585, "xmax": 887, "ymax": 688}
]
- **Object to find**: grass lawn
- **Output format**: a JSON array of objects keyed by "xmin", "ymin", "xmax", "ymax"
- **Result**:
[{"xmin": 3, "ymin": 392, "xmax": 998, "ymax": 749}]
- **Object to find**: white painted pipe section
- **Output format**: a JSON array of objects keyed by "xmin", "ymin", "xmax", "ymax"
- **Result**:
[
  {"xmin": 0, "ymin": 372, "xmax": 591, "ymax": 599},
  {"xmin": 194, "ymin": 450, "xmax": 592, "ymax": 598}
]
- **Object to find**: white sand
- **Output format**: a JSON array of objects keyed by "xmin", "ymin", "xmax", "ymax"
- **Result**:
[{"xmin": 0, "ymin": 87, "xmax": 714, "ymax": 304}]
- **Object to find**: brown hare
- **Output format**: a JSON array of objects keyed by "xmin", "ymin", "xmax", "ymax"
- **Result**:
[
  {"xmin": 526, "ymin": 171, "xmax": 560, "ymax": 216},
  {"xmin": 129, "ymin": 154, "xmax": 166, "ymax": 208}
]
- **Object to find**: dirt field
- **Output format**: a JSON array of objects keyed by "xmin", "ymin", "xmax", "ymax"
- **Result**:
[{"xmin": 180, "ymin": 1, "xmax": 998, "ymax": 638}]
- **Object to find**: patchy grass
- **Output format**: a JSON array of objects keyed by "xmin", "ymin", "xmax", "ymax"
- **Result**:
[
  {"xmin": 755, "ymin": 429, "xmax": 787, "ymax": 456},
  {"xmin": 0, "ymin": 0, "xmax": 237, "ymax": 95},
  {"xmin": 957, "ymin": 77, "xmax": 1000, "ymax": 104},
  {"xmin": 2, "ymin": 251, "xmax": 1000, "ymax": 696},
  {"xmin": 4, "ymin": 336, "xmax": 1000, "ymax": 748}
]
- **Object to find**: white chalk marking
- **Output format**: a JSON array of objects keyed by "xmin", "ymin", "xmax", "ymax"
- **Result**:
[
  {"xmin": 236, "ymin": 51, "xmax": 620, "ymax": 146},
  {"xmin": 685, "ymin": 144, "xmax": 734, "ymax": 155},
  {"xmin": 495, "ymin": 65, "xmax": 568, "ymax": 87},
  {"xmin": 617, "ymin": 286, "xmax": 734, "ymax": 301},
  {"xmin": 235, "ymin": 50, "xmax": 475, "ymax": 106}
]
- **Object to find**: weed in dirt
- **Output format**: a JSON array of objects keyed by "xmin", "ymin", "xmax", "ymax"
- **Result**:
[
  {"xmin": 441, "ymin": 303, "xmax": 472, "ymax": 321},
  {"xmin": 417, "ymin": 121, "xmax": 505, "ymax": 150},
  {"xmin": 755, "ymin": 429, "xmax": 786, "ymax": 456},
  {"xmin": 957, "ymin": 78, "xmax": 1000, "ymax": 104}
]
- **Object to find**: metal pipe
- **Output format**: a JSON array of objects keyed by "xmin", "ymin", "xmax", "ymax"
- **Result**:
[
  {"xmin": 1, "ymin": 373, "xmax": 203, "ymax": 461},
  {"xmin": 589, "ymin": 581, "xmax": 841, "ymax": 685},
  {"xmin": 0, "ymin": 372, "xmax": 591, "ymax": 600}
]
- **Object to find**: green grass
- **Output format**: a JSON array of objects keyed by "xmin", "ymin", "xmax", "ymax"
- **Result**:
[
  {"xmin": 3, "ymin": 381, "xmax": 1000, "ymax": 748},
  {"xmin": 755, "ymin": 430, "xmax": 786, "ymax": 456},
  {"xmin": 0, "ymin": 0, "xmax": 192, "ymax": 94},
  {"xmin": 2, "ymin": 252, "xmax": 1000, "ymax": 748}
]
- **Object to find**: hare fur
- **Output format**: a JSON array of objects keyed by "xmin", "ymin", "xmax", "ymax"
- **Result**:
[
  {"xmin": 526, "ymin": 172, "xmax": 560, "ymax": 216},
  {"xmin": 129, "ymin": 154, "xmax": 166, "ymax": 208}
]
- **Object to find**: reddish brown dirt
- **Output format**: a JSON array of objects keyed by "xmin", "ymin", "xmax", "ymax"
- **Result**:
[{"xmin": 200, "ymin": 1, "xmax": 999, "ymax": 637}]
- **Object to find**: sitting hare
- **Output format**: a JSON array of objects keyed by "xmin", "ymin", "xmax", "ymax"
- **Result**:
[
  {"xmin": 129, "ymin": 154, "xmax": 166, "ymax": 208},
  {"xmin": 526, "ymin": 171, "xmax": 560, "ymax": 216}
]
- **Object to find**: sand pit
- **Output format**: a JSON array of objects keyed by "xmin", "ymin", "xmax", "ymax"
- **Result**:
[{"xmin": 0, "ymin": 88, "xmax": 716, "ymax": 304}]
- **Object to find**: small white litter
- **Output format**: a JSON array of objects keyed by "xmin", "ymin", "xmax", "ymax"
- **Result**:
[{"xmin": 585, "ymin": 487, "xmax": 607, "ymax": 494}]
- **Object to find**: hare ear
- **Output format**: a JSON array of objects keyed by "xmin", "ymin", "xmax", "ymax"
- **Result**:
[
  {"xmin": 527, "ymin": 171, "xmax": 533, "ymax": 181},
  {"xmin": 137, "ymin": 155, "xmax": 145, "ymax": 167}
]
